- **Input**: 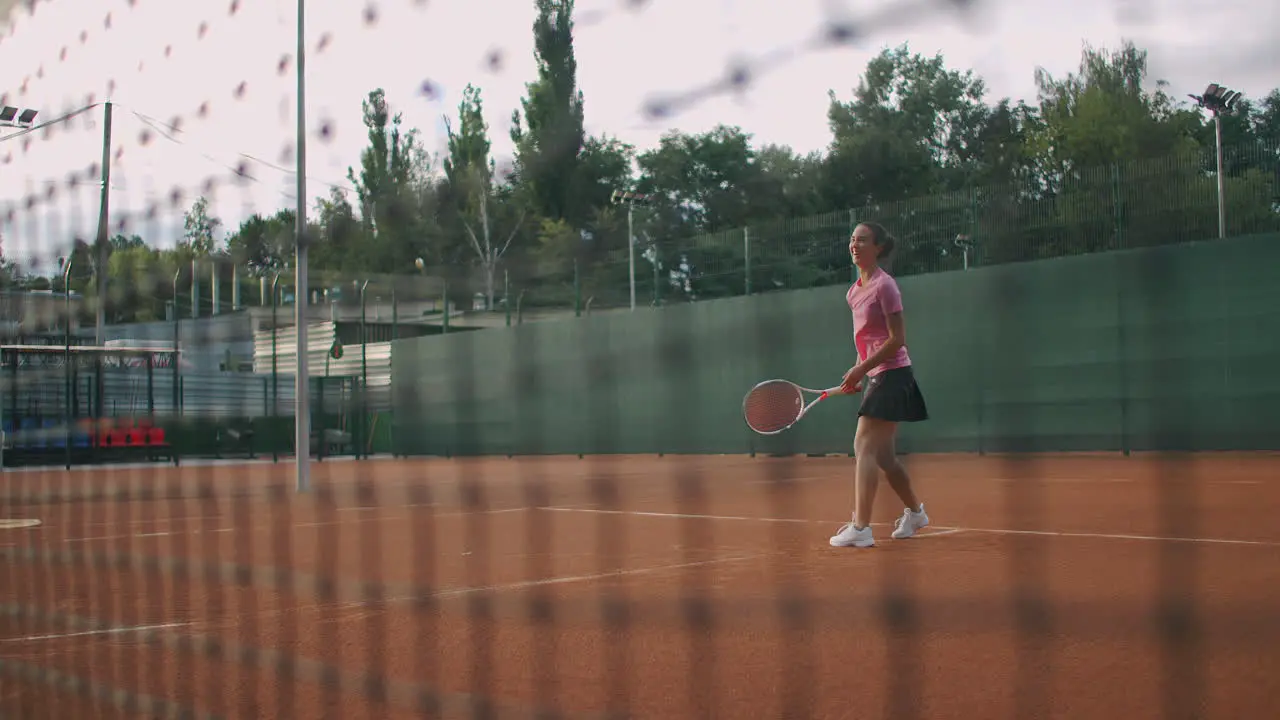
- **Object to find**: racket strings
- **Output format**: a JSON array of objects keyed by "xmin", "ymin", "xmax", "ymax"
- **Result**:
[{"xmin": 743, "ymin": 381, "xmax": 806, "ymax": 434}]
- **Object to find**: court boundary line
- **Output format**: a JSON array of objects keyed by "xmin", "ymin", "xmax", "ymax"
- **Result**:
[
  {"xmin": 1, "ymin": 622, "xmax": 190, "ymax": 644},
  {"xmin": 194, "ymin": 553, "xmax": 770, "ymax": 629},
  {"xmin": 56, "ymin": 507, "xmax": 527, "ymax": 544},
  {"xmin": 537, "ymin": 506, "xmax": 1280, "ymax": 548}
]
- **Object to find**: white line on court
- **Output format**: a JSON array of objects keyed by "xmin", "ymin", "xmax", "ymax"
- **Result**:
[
  {"xmin": 745, "ymin": 476, "xmax": 831, "ymax": 485},
  {"xmin": 0, "ymin": 519, "xmax": 42, "ymax": 529},
  {"xmin": 319, "ymin": 553, "xmax": 767, "ymax": 625},
  {"xmin": 990, "ymin": 477, "xmax": 1135, "ymax": 484},
  {"xmin": 58, "ymin": 507, "xmax": 530, "ymax": 543},
  {"xmin": 913, "ymin": 528, "xmax": 966, "ymax": 539},
  {"xmin": 1, "ymin": 622, "xmax": 190, "ymax": 644},
  {"xmin": 191, "ymin": 552, "xmax": 768, "ymax": 630},
  {"xmin": 406, "ymin": 553, "xmax": 762, "ymax": 602},
  {"xmin": 538, "ymin": 506, "xmax": 1280, "ymax": 548}
]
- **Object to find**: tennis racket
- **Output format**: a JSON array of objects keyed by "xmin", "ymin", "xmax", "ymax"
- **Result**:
[{"xmin": 742, "ymin": 379, "xmax": 854, "ymax": 435}]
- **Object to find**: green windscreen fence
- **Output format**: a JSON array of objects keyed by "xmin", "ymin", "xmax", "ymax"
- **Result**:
[{"xmin": 392, "ymin": 232, "xmax": 1280, "ymax": 457}]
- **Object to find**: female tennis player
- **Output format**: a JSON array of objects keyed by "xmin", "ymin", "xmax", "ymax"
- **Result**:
[{"xmin": 828, "ymin": 222, "xmax": 931, "ymax": 548}]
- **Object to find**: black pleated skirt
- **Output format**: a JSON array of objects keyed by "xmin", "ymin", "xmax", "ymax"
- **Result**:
[{"xmin": 859, "ymin": 365, "xmax": 929, "ymax": 423}]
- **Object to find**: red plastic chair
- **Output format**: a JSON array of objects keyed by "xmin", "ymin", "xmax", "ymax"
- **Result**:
[{"xmin": 146, "ymin": 427, "xmax": 168, "ymax": 447}]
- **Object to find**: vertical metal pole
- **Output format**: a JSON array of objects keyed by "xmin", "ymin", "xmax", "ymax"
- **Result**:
[
  {"xmin": 95, "ymin": 101, "xmax": 112, "ymax": 347},
  {"xmin": 211, "ymin": 260, "xmax": 220, "ymax": 315},
  {"xmin": 294, "ymin": 0, "xmax": 312, "ymax": 492},
  {"xmin": 94, "ymin": 102, "xmax": 112, "ymax": 431},
  {"xmin": 191, "ymin": 258, "xmax": 199, "ymax": 319},
  {"xmin": 146, "ymin": 352, "xmax": 155, "ymax": 416},
  {"xmin": 271, "ymin": 274, "xmax": 279, "ymax": 463},
  {"xmin": 573, "ymin": 258, "xmax": 580, "ymax": 318},
  {"xmin": 653, "ymin": 246, "xmax": 659, "ymax": 305},
  {"xmin": 504, "ymin": 271, "xmax": 511, "ymax": 327},
  {"xmin": 743, "ymin": 227, "xmax": 751, "ymax": 296},
  {"xmin": 172, "ymin": 271, "xmax": 180, "ymax": 465},
  {"xmin": 360, "ymin": 279, "xmax": 368, "ymax": 461},
  {"xmin": 64, "ymin": 261, "xmax": 73, "ymax": 470},
  {"xmin": 628, "ymin": 205, "xmax": 636, "ymax": 310},
  {"xmin": 1215, "ymin": 112, "xmax": 1226, "ymax": 239}
]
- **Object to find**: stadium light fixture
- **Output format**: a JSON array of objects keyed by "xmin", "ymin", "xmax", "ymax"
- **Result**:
[
  {"xmin": 611, "ymin": 189, "xmax": 656, "ymax": 311},
  {"xmin": 0, "ymin": 105, "xmax": 38, "ymax": 129},
  {"xmin": 1189, "ymin": 83, "xmax": 1243, "ymax": 239}
]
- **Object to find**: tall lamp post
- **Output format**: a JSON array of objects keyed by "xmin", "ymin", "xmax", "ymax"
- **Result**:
[
  {"xmin": 610, "ymin": 189, "xmax": 654, "ymax": 311},
  {"xmin": 293, "ymin": 0, "xmax": 311, "ymax": 492},
  {"xmin": 4, "ymin": 103, "xmax": 112, "ymax": 345},
  {"xmin": 1189, "ymin": 83, "xmax": 1243, "ymax": 239}
]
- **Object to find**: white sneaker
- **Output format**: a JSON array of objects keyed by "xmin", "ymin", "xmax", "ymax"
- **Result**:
[
  {"xmin": 891, "ymin": 504, "xmax": 929, "ymax": 539},
  {"xmin": 829, "ymin": 522, "xmax": 875, "ymax": 548}
]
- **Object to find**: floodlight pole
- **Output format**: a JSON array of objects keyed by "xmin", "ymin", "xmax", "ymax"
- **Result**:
[
  {"xmin": 294, "ymin": 0, "xmax": 311, "ymax": 492},
  {"xmin": 1214, "ymin": 112, "xmax": 1226, "ymax": 240},
  {"xmin": 611, "ymin": 190, "xmax": 654, "ymax": 311},
  {"xmin": 1189, "ymin": 83, "xmax": 1242, "ymax": 240},
  {"xmin": 62, "ymin": 257, "xmax": 74, "ymax": 470},
  {"xmin": 94, "ymin": 102, "xmax": 112, "ymax": 347}
]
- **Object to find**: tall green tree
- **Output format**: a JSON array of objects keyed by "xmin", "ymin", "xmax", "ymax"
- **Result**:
[
  {"xmin": 182, "ymin": 196, "xmax": 222, "ymax": 255},
  {"xmin": 1029, "ymin": 40, "xmax": 1201, "ymax": 180},
  {"xmin": 347, "ymin": 88, "xmax": 428, "ymax": 272},
  {"xmin": 309, "ymin": 187, "xmax": 364, "ymax": 271},
  {"xmin": 445, "ymin": 84, "xmax": 524, "ymax": 309},
  {"xmin": 509, "ymin": 0, "xmax": 586, "ymax": 224},
  {"xmin": 823, "ymin": 44, "xmax": 1002, "ymax": 208},
  {"xmin": 635, "ymin": 125, "xmax": 765, "ymax": 233},
  {"xmin": 225, "ymin": 209, "xmax": 296, "ymax": 276}
]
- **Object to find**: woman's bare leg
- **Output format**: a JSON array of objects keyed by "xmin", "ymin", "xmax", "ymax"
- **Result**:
[
  {"xmin": 875, "ymin": 428, "xmax": 921, "ymax": 512},
  {"xmin": 852, "ymin": 416, "xmax": 893, "ymax": 528}
]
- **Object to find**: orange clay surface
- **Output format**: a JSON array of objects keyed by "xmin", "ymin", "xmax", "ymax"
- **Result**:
[{"xmin": 2, "ymin": 452, "xmax": 1279, "ymax": 719}]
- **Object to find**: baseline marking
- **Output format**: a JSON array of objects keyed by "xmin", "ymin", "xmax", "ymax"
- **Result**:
[
  {"xmin": 538, "ymin": 506, "xmax": 1280, "ymax": 548},
  {"xmin": 1, "ymin": 622, "xmax": 190, "ymax": 644},
  {"xmin": 0, "ymin": 519, "xmax": 41, "ymax": 529},
  {"xmin": 59, "ymin": 507, "xmax": 527, "ymax": 543}
]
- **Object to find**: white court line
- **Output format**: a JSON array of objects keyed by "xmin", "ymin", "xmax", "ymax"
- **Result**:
[
  {"xmin": 745, "ymin": 475, "xmax": 831, "ymax": 485},
  {"xmin": 0, "ymin": 519, "xmax": 42, "ymax": 529},
  {"xmin": 59, "ymin": 507, "xmax": 529, "ymax": 543},
  {"xmin": 538, "ymin": 506, "xmax": 1280, "ymax": 548},
  {"xmin": 1, "ymin": 622, "xmax": 189, "ymax": 643},
  {"xmin": 913, "ymin": 528, "xmax": 966, "ymax": 539},
  {"xmin": 991, "ymin": 477, "xmax": 1134, "ymax": 484},
  {"xmin": 418, "ymin": 553, "xmax": 761, "ymax": 601},
  {"xmin": 194, "ymin": 552, "xmax": 767, "ymax": 629},
  {"xmin": 327, "ymin": 553, "xmax": 765, "ymax": 621}
]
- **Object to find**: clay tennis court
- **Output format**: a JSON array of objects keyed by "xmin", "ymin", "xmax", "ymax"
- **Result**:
[{"xmin": 2, "ymin": 452, "xmax": 1279, "ymax": 719}]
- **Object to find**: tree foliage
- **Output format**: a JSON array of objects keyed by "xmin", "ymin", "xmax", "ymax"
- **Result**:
[{"xmin": 70, "ymin": 26, "xmax": 1278, "ymax": 323}]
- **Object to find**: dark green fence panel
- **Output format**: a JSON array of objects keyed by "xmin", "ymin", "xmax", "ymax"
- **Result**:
[{"xmin": 392, "ymin": 232, "xmax": 1280, "ymax": 457}]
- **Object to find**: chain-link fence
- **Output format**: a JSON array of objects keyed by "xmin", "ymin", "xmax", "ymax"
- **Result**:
[{"xmin": 2, "ymin": 0, "xmax": 1279, "ymax": 718}]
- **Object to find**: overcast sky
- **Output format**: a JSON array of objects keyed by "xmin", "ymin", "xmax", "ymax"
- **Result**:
[{"xmin": 0, "ymin": 0, "xmax": 1274, "ymax": 274}]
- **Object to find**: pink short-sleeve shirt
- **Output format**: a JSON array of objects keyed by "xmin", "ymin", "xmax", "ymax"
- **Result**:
[{"xmin": 846, "ymin": 267, "xmax": 911, "ymax": 376}]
